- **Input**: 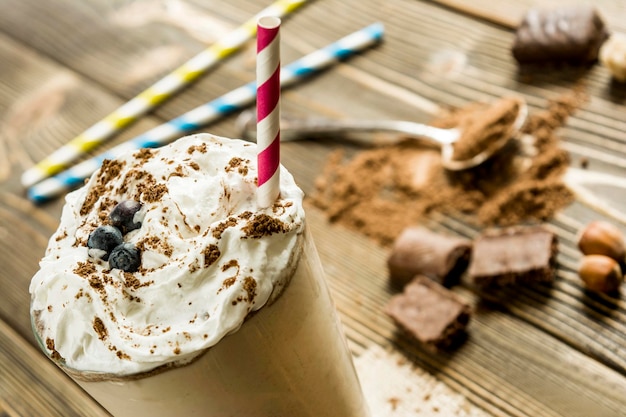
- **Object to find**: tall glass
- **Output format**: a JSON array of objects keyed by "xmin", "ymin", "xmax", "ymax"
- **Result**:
[{"xmin": 34, "ymin": 228, "xmax": 370, "ymax": 417}]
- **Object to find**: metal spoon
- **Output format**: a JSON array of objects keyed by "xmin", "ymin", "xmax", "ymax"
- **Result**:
[{"xmin": 236, "ymin": 100, "xmax": 528, "ymax": 171}]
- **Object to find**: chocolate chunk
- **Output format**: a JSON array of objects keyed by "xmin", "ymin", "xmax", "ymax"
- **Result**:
[
  {"xmin": 467, "ymin": 225, "xmax": 557, "ymax": 287},
  {"xmin": 387, "ymin": 227, "xmax": 472, "ymax": 288},
  {"xmin": 385, "ymin": 276, "xmax": 471, "ymax": 351},
  {"xmin": 512, "ymin": 6, "xmax": 609, "ymax": 64}
]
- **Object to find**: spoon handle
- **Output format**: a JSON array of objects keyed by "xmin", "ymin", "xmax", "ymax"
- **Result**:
[
  {"xmin": 236, "ymin": 111, "xmax": 459, "ymax": 145},
  {"xmin": 565, "ymin": 168, "xmax": 626, "ymax": 226}
]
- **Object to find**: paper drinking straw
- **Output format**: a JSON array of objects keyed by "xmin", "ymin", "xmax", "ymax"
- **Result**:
[
  {"xmin": 28, "ymin": 23, "xmax": 385, "ymax": 203},
  {"xmin": 21, "ymin": 0, "xmax": 308, "ymax": 188},
  {"xmin": 256, "ymin": 16, "xmax": 281, "ymax": 208}
]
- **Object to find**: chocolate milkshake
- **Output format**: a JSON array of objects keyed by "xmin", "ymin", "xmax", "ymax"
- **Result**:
[{"xmin": 30, "ymin": 133, "xmax": 369, "ymax": 416}]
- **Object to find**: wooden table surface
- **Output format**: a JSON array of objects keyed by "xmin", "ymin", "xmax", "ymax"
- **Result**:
[{"xmin": 1, "ymin": 0, "xmax": 625, "ymax": 416}]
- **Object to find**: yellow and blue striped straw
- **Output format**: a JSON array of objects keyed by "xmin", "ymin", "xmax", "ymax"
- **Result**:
[
  {"xmin": 28, "ymin": 23, "xmax": 385, "ymax": 203},
  {"xmin": 21, "ymin": 0, "xmax": 307, "ymax": 188}
]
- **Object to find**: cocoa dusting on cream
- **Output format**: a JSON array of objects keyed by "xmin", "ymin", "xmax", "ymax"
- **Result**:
[
  {"xmin": 138, "ymin": 236, "xmax": 173, "ymax": 257},
  {"xmin": 187, "ymin": 143, "xmax": 208, "ymax": 154},
  {"xmin": 123, "ymin": 272, "xmax": 153, "ymax": 290},
  {"xmin": 55, "ymin": 230, "xmax": 68, "ymax": 242},
  {"xmin": 81, "ymin": 184, "xmax": 106, "ymax": 216},
  {"xmin": 80, "ymin": 159, "xmax": 126, "ymax": 215},
  {"xmin": 30, "ymin": 134, "xmax": 306, "ymax": 380},
  {"xmin": 75, "ymin": 288, "xmax": 93, "ymax": 302},
  {"xmin": 134, "ymin": 148, "xmax": 156, "ymax": 162},
  {"xmin": 98, "ymin": 197, "xmax": 119, "ymax": 223},
  {"xmin": 212, "ymin": 217, "xmax": 238, "ymax": 239},
  {"xmin": 169, "ymin": 165, "xmax": 185, "ymax": 178},
  {"xmin": 312, "ymin": 91, "xmax": 584, "ymax": 246},
  {"xmin": 117, "ymin": 169, "xmax": 146, "ymax": 196}
]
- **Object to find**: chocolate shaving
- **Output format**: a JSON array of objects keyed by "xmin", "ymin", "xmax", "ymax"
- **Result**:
[
  {"xmin": 93, "ymin": 316, "xmax": 108, "ymax": 341},
  {"xmin": 142, "ymin": 183, "xmax": 168, "ymax": 203},
  {"xmin": 221, "ymin": 259, "xmax": 239, "ymax": 271},
  {"xmin": 88, "ymin": 276, "xmax": 103, "ymax": 290},
  {"xmin": 243, "ymin": 277, "xmax": 257, "ymax": 303},
  {"xmin": 73, "ymin": 261, "xmax": 96, "ymax": 277},
  {"xmin": 187, "ymin": 143, "xmax": 207, "ymax": 154},
  {"xmin": 226, "ymin": 157, "xmax": 249, "ymax": 176},
  {"xmin": 116, "ymin": 351, "xmax": 131, "ymax": 360},
  {"xmin": 203, "ymin": 244, "xmax": 221, "ymax": 267},
  {"xmin": 212, "ymin": 217, "xmax": 238, "ymax": 239},
  {"xmin": 221, "ymin": 277, "xmax": 236, "ymax": 291},
  {"xmin": 46, "ymin": 337, "xmax": 63, "ymax": 361},
  {"xmin": 123, "ymin": 272, "xmax": 152, "ymax": 290},
  {"xmin": 242, "ymin": 214, "xmax": 288, "ymax": 239}
]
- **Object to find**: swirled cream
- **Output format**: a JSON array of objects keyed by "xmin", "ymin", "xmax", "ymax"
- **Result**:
[{"xmin": 30, "ymin": 133, "xmax": 305, "ymax": 377}]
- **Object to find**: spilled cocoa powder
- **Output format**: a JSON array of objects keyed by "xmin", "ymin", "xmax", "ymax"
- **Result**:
[{"xmin": 311, "ymin": 92, "xmax": 586, "ymax": 246}]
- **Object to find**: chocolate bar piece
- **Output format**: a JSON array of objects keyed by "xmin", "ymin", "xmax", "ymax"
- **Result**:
[
  {"xmin": 512, "ymin": 6, "xmax": 609, "ymax": 64},
  {"xmin": 387, "ymin": 227, "xmax": 472, "ymax": 288},
  {"xmin": 385, "ymin": 276, "xmax": 471, "ymax": 351},
  {"xmin": 468, "ymin": 225, "xmax": 557, "ymax": 287}
]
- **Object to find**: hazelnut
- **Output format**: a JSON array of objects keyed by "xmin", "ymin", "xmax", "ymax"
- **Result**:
[
  {"xmin": 578, "ymin": 255, "xmax": 623, "ymax": 293},
  {"xmin": 577, "ymin": 220, "xmax": 625, "ymax": 262}
]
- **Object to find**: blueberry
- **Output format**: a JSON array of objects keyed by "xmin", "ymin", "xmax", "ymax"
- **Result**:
[
  {"xmin": 109, "ymin": 243, "xmax": 141, "ymax": 272},
  {"xmin": 87, "ymin": 226, "xmax": 123, "ymax": 260},
  {"xmin": 109, "ymin": 200, "xmax": 143, "ymax": 234}
]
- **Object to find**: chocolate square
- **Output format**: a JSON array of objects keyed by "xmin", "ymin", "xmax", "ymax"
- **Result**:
[
  {"xmin": 468, "ymin": 225, "xmax": 557, "ymax": 287},
  {"xmin": 512, "ymin": 6, "xmax": 609, "ymax": 64},
  {"xmin": 385, "ymin": 276, "xmax": 471, "ymax": 351},
  {"xmin": 387, "ymin": 227, "xmax": 472, "ymax": 288}
]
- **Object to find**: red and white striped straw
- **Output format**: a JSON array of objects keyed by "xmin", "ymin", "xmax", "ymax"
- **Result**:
[{"xmin": 256, "ymin": 16, "xmax": 281, "ymax": 208}]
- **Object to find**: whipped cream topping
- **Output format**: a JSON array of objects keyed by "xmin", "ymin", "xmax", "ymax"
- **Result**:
[{"xmin": 30, "ymin": 134, "xmax": 305, "ymax": 377}]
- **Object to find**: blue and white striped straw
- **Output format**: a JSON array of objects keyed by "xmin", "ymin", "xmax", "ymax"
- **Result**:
[{"xmin": 28, "ymin": 23, "xmax": 384, "ymax": 203}]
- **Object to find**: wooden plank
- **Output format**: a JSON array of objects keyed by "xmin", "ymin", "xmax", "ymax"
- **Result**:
[
  {"xmin": 0, "ymin": 318, "xmax": 108, "ymax": 417},
  {"xmin": 305, "ymin": 205, "xmax": 626, "ymax": 417},
  {"xmin": 0, "ymin": 0, "xmax": 625, "ymax": 416},
  {"xmin": 430, "ymin": 0, "xmax": 626, "ymax": 32},
  {"xmin": 0, "ymin": 397, "xmax": 15, "ymax": 417}
]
